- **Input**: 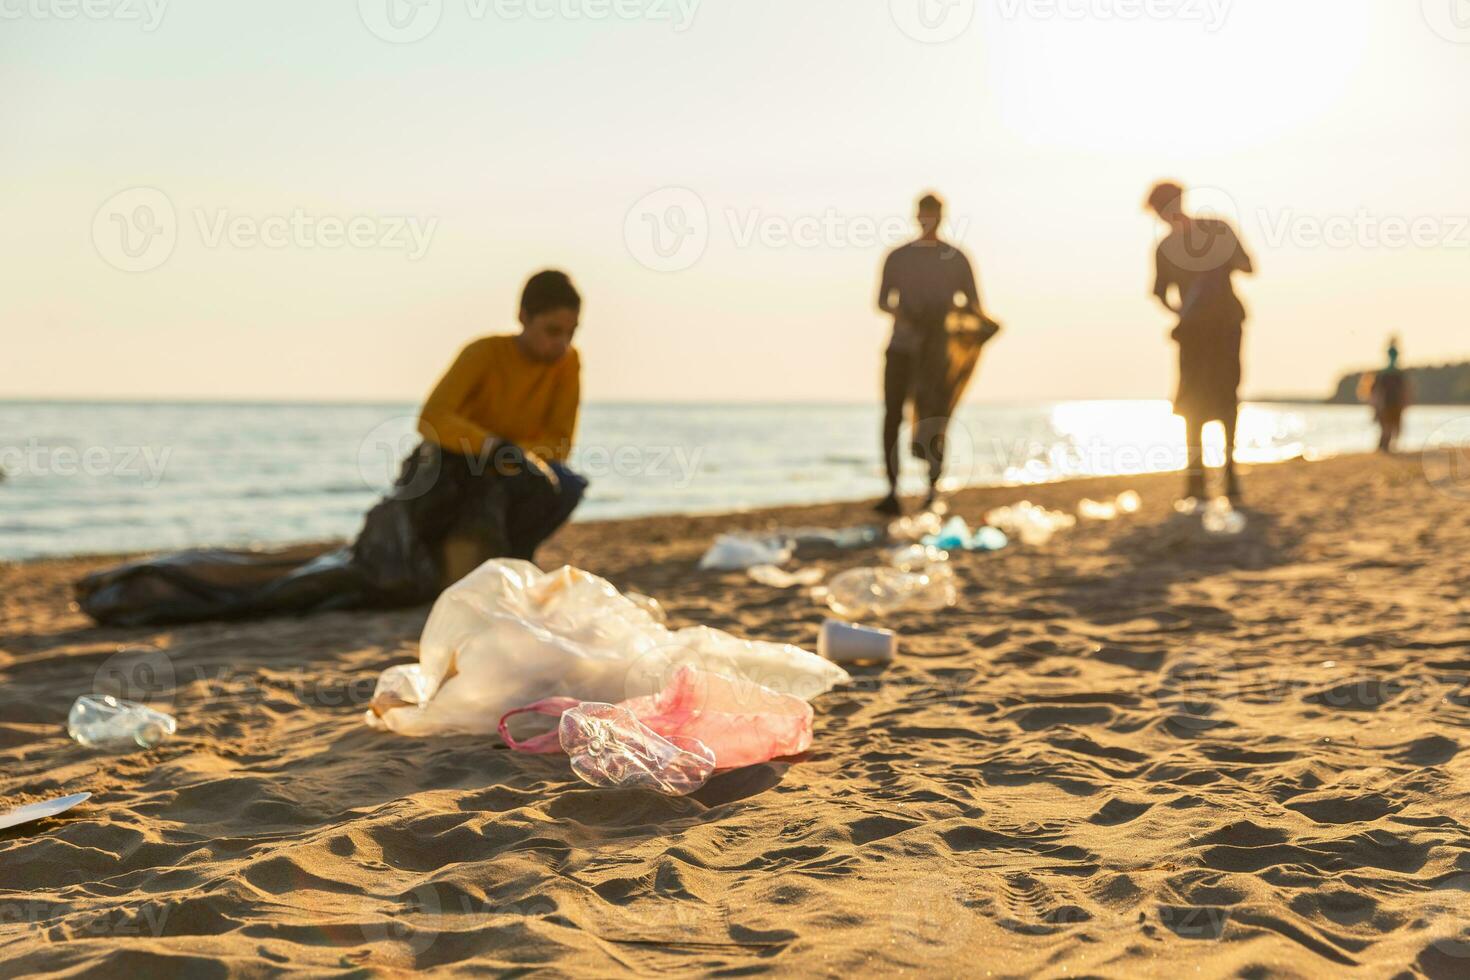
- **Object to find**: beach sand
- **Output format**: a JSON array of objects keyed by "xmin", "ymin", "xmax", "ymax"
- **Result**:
[{"xmin": 2, "ymin": 453, "xmax": 1468, "ymax": 977}]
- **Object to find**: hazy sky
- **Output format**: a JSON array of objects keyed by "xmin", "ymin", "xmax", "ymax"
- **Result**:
[{"xmin": 4, "ymin": 0, "xmax": 1468, "ymax": 403}]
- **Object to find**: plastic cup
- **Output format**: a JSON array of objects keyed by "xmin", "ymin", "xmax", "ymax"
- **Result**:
[{"xmin": 818, "ymin": 619, "xmax": 897, "ymax": 665}]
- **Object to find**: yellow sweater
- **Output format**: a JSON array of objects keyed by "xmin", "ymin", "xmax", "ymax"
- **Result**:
[{"xmin": 418, "ymin": 336, "xmax": 580, "ymax": 463}]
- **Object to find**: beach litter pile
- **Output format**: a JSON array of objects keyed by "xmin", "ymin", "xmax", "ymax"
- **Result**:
[
  {"xmin": 1077, "ymin": 490, "xmax": 1143, "ymax": 521},
  {"xmin": 1175, "ymin": 496, "xmax": 1248, "ymax": 536},
  {"xmin": 499, "ymin": 664, "xmax": 816, "ymax": 795},
  {"xmin": 985, "ymin": 500, "xmax": 1078, "ymax": 546},
  {"xmin": 366, "ymin": 561, "xmax": 848, "ymax": 759},
  {"xmin": 702, "ymin": 525, "xmax": 881, "ymax": 580},
  {"xmin": 922, "ymin": 515, "xmax": 1008, "ymax": 552},
  {"xmin": 1202, "ymin": 497, "xmax": 1248, "ymax": 536},
  {"xmin": 748, "ymin": 564, "xmax": 825, "ymax": 588},
  {"xmin": 699, "ymin": 533, "xmax": 794, "ymax": 571}
]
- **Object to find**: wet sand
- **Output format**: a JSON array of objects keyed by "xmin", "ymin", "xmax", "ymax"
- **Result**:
[{"xmin": 2, "ymin": 452, "xmax": 1468, "ymax": 977}]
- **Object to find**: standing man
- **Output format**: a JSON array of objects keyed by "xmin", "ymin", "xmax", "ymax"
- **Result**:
[
  {"xmin": 1147, "ymin": 181, "xmax": 1255, "ymax": 502},
  {"xmin": 875, "ymin": 192, "xmax": 987, "ymax": 516}
]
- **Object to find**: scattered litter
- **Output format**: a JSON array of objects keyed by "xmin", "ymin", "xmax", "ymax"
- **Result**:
[
  {"xmin": 922, "ymin": 516, "xmax": 1009, "ymax": 553},
  {"xmin": 1202, "ymin": 497, "xmax": 1247, "ymax": 536},
  {"xmin": 626, "ymin": 592, "xmax": 668, "ymax": 625},
  {"xmin": 367, "ymin": 560, "xmax": 848, "ymax": 737},
  {"xmin": 560, "ymin": 702, "xmax": 716, "ymax": 796},
  {"xmin": 782, "ymin": 526, "xmax": 882, "ymax": 550},
  {"xmin": 1078, "ymin": 491, "xmax": 1144, "ymax": 521},
  {"xmin": 887, "ymin": 510, "xmax": 945, "ymax": 542},
  {"xmin": 0, "ymin": 793, "xmax": 92, "ymax": 832},
  {"xmin": 888, "ymin": 543, "xmax": 949, "ymax": 571},
  {"xmin": 749, "ymin": 564, "xmax": 825, "ymax": 588},
  {"xmin": 818, "ymin": 619, "xmax": 897, "ymax": 665},
  {"xmin": 825, "ymin": 564, "xmax": 958, "ymax": 619},
  {"xmin": 699, "ymin": 533, "xmax": 794, "ymax": 571},
  {"xmin": 67, "ymin": 696, "xmax": 176, "ymax": 751},
  {"xmin": 985, "ymin": 501, "xmax": 1077, "ymax": 546},
  {"xmin": 500, "ymin": 664, "xmax": 815, "ymax": 773}
]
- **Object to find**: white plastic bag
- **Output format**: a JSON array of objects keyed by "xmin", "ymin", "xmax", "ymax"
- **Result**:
[
  {"xmin": 699, "ymin": 533, "xmax": 794, "ymax": 571},
  {"xmin": 366, "ymin": 560, "xmax": 849, "ymax": 737}
]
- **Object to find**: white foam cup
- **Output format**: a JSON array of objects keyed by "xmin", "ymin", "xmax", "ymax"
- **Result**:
[{"xmin": 818, "ymin": 619, "xmax": 897, "ymax": 665}]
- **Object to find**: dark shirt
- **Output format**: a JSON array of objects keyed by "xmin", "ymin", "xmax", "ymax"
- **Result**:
[
  {"xmin": 879, "ymin": 240, "xmax": 980, "ymax": 351},
  {"xmin": 1153, "ymin": 218, "xmax": 1252, "ymax": 326}
]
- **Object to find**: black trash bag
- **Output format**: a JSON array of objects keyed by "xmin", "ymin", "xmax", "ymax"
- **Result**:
[{"xmin": 74, "ymin": 442, "xmax": 546, "ymax": 627}]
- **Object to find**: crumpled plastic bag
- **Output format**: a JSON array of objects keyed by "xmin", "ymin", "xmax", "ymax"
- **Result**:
[
  {"xmin": 498, "ymin": 664, "xmax": 814, "ymax": 770},
  {"xmin": 366, "ymin": 560, "xmax": 849, "ymax": 737},
  {"xmin": 559, "ymin": 703, "xmax": 716, "ymax": 796},
  {"xmin": 699, "ymin": 533, "xmax": 794, "ymax": 571}
]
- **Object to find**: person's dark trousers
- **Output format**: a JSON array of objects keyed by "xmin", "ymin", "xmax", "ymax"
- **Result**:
[
  {"xmin": 394, "ymin": 442, "xmax": 587, "ymax": 571},
  {"xmin": 882, "ymin": 347, "xmax": 916, "ymax": 491},
  {"xmin": 1183, "ymin": 412, "xmax": 1239, "ymax": 500},
  {"xmin": 882, "ymin": 323, "xmax": 952, "ymax": 493},
  {"xmin": 503, "ymin": 460, "xmax": 587, "ymax": 560}
]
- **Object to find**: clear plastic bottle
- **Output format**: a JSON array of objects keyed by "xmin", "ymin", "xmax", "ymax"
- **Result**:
[
  {"xmin": 1202, "ymin": 498, "xmax": 1247, "ymax": 536},
  {"xmin": 825, "ymin": 564, "xmax": 958, "ymax": 619},
  {"xmin": 67, "ymin": 695, "xmax": 177, "ymax": 750}
]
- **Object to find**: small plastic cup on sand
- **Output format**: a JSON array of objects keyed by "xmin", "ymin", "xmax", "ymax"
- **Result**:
[{"xmin": 818, "ymin": 620, "xmax": 897, "ymax": 665}]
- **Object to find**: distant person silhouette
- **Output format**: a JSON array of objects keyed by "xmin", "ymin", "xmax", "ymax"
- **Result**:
[
  {"xmin": 874, "ymin": 193, "xmax": 991, "ymax": 516},
  {"xmin": 1361, "ymin": 337, "xmax": 1412, "ymax": 453},
  {"xmin": 1147, "ymin": 181, "xmax": 1255, "ymax": 502}
]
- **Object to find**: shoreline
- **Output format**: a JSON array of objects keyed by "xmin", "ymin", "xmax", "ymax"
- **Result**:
[{"xmin": 4, "ymin": 449, "xmax": 1358, "ymax": 570}]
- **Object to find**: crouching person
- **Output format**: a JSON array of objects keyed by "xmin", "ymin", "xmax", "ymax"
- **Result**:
[{"xmin": 410, "ymin": 269, "xmax": 588, "ymax": 584}]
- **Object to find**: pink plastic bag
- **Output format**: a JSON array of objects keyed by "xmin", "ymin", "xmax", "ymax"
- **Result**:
[{"xmin": 499, "ymin": 665, "xmax": 815, "ymax": 770}]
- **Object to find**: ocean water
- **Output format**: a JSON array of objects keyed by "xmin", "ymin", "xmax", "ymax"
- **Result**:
[{"xmin": 2, "ymin": 399, "xmax": 1466, "ymax": 561}]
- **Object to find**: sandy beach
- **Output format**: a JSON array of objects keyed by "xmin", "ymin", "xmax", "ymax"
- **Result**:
[{"xmin": 2, "ymin": 452, "xmax": 1468, "ymax": 977}]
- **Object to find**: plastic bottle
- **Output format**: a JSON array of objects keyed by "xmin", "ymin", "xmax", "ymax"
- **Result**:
[
  {"xmin": 825, "ymin": 564, "xmax": 958, "ymax": 619},
  {"xmin": 67, "ymin": 695, "xmax": 176, "ymax": 750},
  {"xmin": 748, "ymin": 564, "xmax": 824, "ymax": 588},
  {"xmin": 559, "ymin": 702, "xmax": 716, "ymax": 796},
  {"xmin": 1202, "ymin": 498, "xmax": 1247, "ymax": 536}
]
